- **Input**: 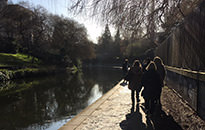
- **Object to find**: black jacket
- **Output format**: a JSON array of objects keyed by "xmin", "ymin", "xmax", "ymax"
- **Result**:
[{"xmin": 142, "ymin": 69, "xmax": 163, "ymax": 99}]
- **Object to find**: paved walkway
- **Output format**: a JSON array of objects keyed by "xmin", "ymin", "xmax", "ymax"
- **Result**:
[{"xmin": 59, "ymin": 81, "xmax": 205, "ymax": 130}]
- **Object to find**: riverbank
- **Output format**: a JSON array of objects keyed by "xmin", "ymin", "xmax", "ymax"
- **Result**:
[
  {"xmin": 0, "ymin": 53, "xmax": 78, "ymax": 81},
  {"xmin": 0, "ymin": 66, "xmax": 77, "ymax": 97},
  {"xmin": 59, "ymin": 81, "xmax": 205, "ymax": 130},
  {"xmin": 0, "ymin": 66, "xmax": 74, "ymax": 81}
]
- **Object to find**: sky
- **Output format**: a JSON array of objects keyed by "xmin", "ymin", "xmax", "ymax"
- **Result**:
[{"xmin": 11, "ymin": 0, "xmax": 115, "ymax": 43}]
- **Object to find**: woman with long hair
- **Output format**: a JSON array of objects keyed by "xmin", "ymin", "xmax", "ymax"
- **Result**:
[
  {"xmin": 142, "ymin": 61, "xmax": 163, "ymax": 115},
  {"xmin": 127, "ymin": 60, "xmax": 143, "ymax": 111},
  {"xmin": 154, "ymin": 56, "xmax": 166, "ymax": 111}
]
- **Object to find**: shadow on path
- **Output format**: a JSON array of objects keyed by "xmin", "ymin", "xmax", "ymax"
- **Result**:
[
  {"xmin": 120, "ymin": 82, "xmax": 128, "ymax": 87},
  {"xmin": 120, "ymin": 104, "xmax": 183, "ymax": 130}
]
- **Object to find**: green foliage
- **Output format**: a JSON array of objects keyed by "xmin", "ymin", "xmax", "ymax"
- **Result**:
[
  {"xmin": 114, "ymin": 28, "xmax": 121, "ymax": 44},
  {"xmin": 0, "ymin": 53, "xmax": 40, "ymax": 67},
  {"xmin": 124, "ymin": 39, "xmax": 155, "ymax": 58},
  {"xmin": 49, "ymin": 15, "xmax": 95, "ymax": 66},
  {"xmin": 0, "ymin": 80, "xmax": 39, "ymax": 96},
  {"xmin": 95, "ymin": 25, "xmax": 127, "ymax": 65},
  {"xmin": 0, "ymin": 68, "xmax": 39, "ymax": 80},
  {"xmin": 0, "ymin": 4, "xmax": 96, "ymax": 67},
  {"xmin": 71, "ymin": 65, "xmax": 79, "ymax": 74},
  {"xmin": 96, "ymin": 24, "xmax": 117, "ymax": 63},
  {"xmin": 98, "ymin": 24, "xmax": 113, "ymax": 50}
]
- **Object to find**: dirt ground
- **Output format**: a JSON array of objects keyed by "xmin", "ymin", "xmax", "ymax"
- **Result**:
[{"xmin": 161, "ymin": 86, "xmax": 205, "ymax": 130}]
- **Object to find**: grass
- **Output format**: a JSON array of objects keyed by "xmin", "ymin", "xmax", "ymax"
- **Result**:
[
  {"xmin": 0, "ymin": 53, "xmax": 41, "ymax": 67},
  {"xmin": 0, "ymin": 53, "xmax": 59, "ymax": 96}
]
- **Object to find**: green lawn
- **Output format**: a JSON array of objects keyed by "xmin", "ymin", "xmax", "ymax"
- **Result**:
[{"xmin": 0, "ymin": 53, "xmax": 41, "ymax": 67}]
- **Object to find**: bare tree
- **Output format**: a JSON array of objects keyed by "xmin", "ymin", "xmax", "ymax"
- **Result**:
[{"xmin": 69, "ymin": 0, "xmax": 203, "ymax": 39}]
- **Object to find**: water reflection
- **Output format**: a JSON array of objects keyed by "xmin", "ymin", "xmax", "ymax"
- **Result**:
[
  {"xmin": 87, "ymin": 84, "xmax": 103, "ymax": 105},
  {"xmin": 0, "ymin": 68, "xmax": 121, "ymax": 130}
]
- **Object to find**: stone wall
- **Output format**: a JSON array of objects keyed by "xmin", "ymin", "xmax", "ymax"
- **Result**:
[
  {"xmin": 156, "ymin": 1, "xmax": 205, "ymax": 71},
  {"xmin": 165, "ymin": 66, "xmax": 205, "ymax": 120},
  {"xmin": 155, "ymin": 1, "xmax": 205, "ymax": 119}
]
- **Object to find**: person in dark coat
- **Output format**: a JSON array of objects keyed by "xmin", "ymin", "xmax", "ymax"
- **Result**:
[
  {"xmin": 142, "ymin": 58, "xmax": 151, "ymax": 72},
  {"xmin": 154, "ymin": 56, "xmax": 166, "ymax": 110},
  {"xmin": 122, "ymin": 59, "xmax": 129, "ymax": 83},
  {"xmin": 142, "ymin": 61, "xmax": 163, "ymax": 115},
  {"xmin": 127, "ymin": 60, "xmax": 143, "ymax": 110}
]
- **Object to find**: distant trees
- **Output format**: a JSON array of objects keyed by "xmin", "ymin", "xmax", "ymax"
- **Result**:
[
  {"xmin": 96, "ymin": 24, "xmax": 119, "ymax": 64},
  {"xmin": 48, "ymin": 14, "xmax": 95, "ymax": 65},
  {"xmin": 95, "ymin": 24, "xmax": 157, "ymax": 64},
  {"xmin": 0, "ymin": 3, "xmax": 95, "ymax": 67},
  {"xmin": 97, "ymin": 24, "xmax": 113, "ymax": 55},
  {"xmin": 125, "ymin": 39, "xmax": 156, "ymax": 59},
  {"xmin": 0, "ymin": 4, "xmax": 34, "ymax": 53},
  {"xmin": 113, "ymin": 28, "xmax": 121, "ymax": 57}
]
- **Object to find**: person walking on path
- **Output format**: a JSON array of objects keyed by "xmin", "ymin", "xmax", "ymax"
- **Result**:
[
  {"xmin": 126, "ymin": 60, "xmax": 143, "ymax": 111},
  {"xmin": 153, "ymin": 56, "xmax": 166, "ymax": 111},
  {"xmin": 122, "ymin": 59, "xmax": 129, "ymax": 83},
  {"xmin": 142, "ymin": 61, "xmax": 163, "ymax": 116},
  {"xmin": 142, "ymin": 57, "xmax": 151, "ymax": 72}
]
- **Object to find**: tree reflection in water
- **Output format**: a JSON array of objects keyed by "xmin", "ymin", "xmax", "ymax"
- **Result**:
[
  {"xmin": 0, "ymin": 68, "xmax": 121, "ymax": 130},
  {"xmin": 87, "ymin": 84, "xmax": 103, "ymax": 105}
]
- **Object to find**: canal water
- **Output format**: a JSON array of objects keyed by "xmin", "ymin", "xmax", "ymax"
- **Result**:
[{"xmin": 0, "ymin": 68, "xmax": 122, "ymax": 130}]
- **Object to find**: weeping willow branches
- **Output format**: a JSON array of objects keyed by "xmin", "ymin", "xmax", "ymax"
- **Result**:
[{"xmin": 69, "ymin": 0, "xmax": 203, "ymax": 39}]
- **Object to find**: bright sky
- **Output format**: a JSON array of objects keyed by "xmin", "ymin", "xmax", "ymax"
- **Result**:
[{"xmin": 11, "ymin": 0, "xmax": 114, "ymax": 43}]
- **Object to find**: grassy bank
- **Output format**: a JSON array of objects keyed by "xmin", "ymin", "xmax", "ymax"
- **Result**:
[
  {"xmin": 0, "ymin": 53, "xmax": 75, "ymax": 81},
  {"xmin": 0, "ymin": 53, "xmax": 40, "ymax": 81},
  {"xmin": 0, "ymin": 53, "xmax": 76, "ymax": 96},
  {"xmin": 0, "ymin": 53, "xmax": 40, "ymax": 68},
  {"xmin": 0, "ymin": 67, "xmax": 68, "ymax": 81}
]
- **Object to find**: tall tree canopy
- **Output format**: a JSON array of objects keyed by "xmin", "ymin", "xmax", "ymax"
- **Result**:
[
  {"xmin": 97, "ymin": 24, "xmax": 113, "ymax": 54},
  {"xmin": 0, "ymin": 3, "xmax": 95, "ymax": 66}
]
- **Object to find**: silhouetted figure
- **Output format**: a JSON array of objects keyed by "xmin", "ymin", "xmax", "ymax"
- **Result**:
[
  {"xmin": 154, "ymin": 56, "xmax": 166, "ymax": 111},
  {"xmin": 142, "ymin": 61, "xmax": 163, "ymax": 116},
  {"xmin": 142, "ymin": 57, "xmax": 151, "ymax": 72},
  {"xmin": 127, "ymin": 60, "xmax": 143, "ymax": 111},
  {"xmin": 122, "ymin": 59, "xmax": 129, "ymax": 83},
  {"xmin": 120, "ymin": 104, "xmax": 182, "ymax": 130}
]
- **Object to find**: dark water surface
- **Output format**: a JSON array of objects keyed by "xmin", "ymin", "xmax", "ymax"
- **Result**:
[{"xmin": 0, "ymin": 68, "xmax": 122, "ymax": 130}]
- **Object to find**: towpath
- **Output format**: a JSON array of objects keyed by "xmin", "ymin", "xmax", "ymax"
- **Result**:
[{"xmin": 59, "ymin": 81, "xmax": 205, "ymax": 130}]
